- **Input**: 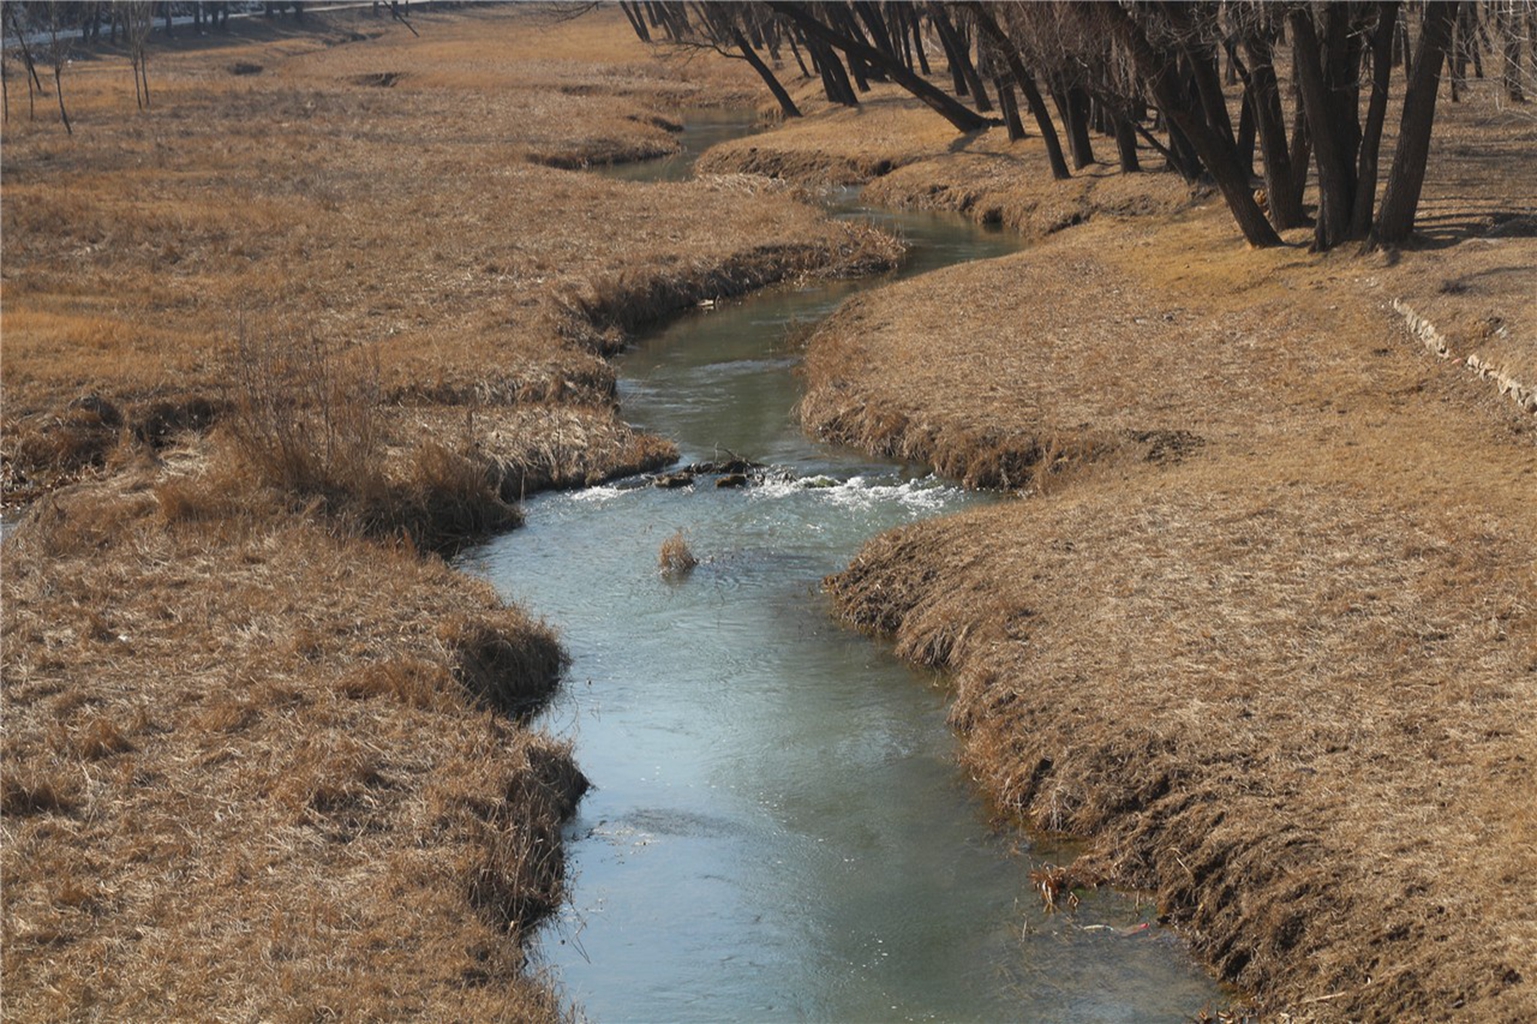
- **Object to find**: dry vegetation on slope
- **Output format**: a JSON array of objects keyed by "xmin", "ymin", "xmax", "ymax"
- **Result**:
[
  {"xmin": 1, "ymin": 6, "xmax": 899, "ymax": 1018},
  {"xmin": 819, "ymin": 155, "xmax": 1536, "ymax": 1022},
  {"xmin": 705, "ymin": 56, "xmax": 1537, "ymax": 1023}
]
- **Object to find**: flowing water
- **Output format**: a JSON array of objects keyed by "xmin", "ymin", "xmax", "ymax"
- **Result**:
[{"xmin": 458, "ymin": 114, "xmax": 1231, "ymax": 1022}]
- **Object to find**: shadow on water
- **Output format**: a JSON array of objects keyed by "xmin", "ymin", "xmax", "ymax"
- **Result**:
[{"xmin": 460, "ymin": 114, "xmax": 1236, "ymax": 1022}]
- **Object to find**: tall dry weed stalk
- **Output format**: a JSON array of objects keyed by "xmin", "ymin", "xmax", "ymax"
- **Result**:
[
  {"xmin": 223, "ymin": 325, "xmax": 515, "ymax": 551},
  {"xmin": 228, "ymin": 326, "xmax": 385, "ymax": 500}
]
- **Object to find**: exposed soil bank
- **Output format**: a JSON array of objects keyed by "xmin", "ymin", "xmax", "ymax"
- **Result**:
[
  {"xmin": 702, "ymin": 80, "xmax": 1537, "ymax": 1021},
  {"xmin": 0, "ymin": 8, "xmax": 898, "ymax": 1019}
]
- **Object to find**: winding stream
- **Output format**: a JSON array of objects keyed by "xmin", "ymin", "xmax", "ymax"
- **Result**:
[{"xmin": 458, "ymin": 114, "xmax": 1231, "ymax": 1021}]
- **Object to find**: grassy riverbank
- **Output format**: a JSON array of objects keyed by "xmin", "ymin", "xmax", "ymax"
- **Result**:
[
  {"xmin": 704, "ymin": 71, "xmax": 1536, "ymax": 1021},
  {"xmin": 0, "ymin": 7, "xmax": 899, "ymax": 1018}
]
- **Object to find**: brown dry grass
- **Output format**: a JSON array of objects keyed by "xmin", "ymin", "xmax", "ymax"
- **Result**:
[
  {"xmin": 0, "ymin": 6, "xmax": 902, "ymax": 1019},
  {"xmin": 0, "ymin": 4, "xmax": 898, "ymax": 505},
  {"xmin": 729, "ymin": 59, "xmax": 1537, "ymax": 1024},
  {"xmin": 2, "ymin": 475, "xmax": 580, "ymax": 1020}
]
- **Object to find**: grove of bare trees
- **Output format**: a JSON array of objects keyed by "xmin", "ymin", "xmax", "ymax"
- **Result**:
[{"xmin": 620, "ymin": 1, "xmax": 1536, "ymax": 249}]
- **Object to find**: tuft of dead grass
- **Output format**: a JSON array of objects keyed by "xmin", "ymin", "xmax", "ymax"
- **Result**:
[{"xmin": 658, "ymin": 529, "xmax": 699, "ymax": 578}]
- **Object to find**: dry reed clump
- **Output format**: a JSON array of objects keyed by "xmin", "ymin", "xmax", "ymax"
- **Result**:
[
  {"xmin": 440, "ymin": 615, "xmax": 568, "ymax": 721},
  {"xmin": 658, "ymin": 530, "xmax": 699, "ymax": 578}
]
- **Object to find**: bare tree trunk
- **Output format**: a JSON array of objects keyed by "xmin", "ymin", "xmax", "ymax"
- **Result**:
[
  {"xmin": 619, "ymin": 1, "xmax": 650, "ymax": 42},
  {"xmin": 906, "ymin": 5, "xmax": 931, "ymax": 76},
  {"xmin": 786, "ymin": 30, "xmax": 810, "ymax": 78},
  {"xmin": 731, "ymin": 26, "xmax": 801, "ymax": 118},
  {"xmin": 769, "ymin": 1, "xmax": 992, "ymax": 132},
  {"xmin": 853, "ymin": 1, "xmax": 896, "ymax": 61},
  {"xmin": 1374, "ymin": 1, "xmax": 1460, "ymax": 246},
  {"xmin": 1352, "ymin": 2, "xmax": 1400, "ymax": 239},
  {"xmin": 1113, "ymin": 111, "xmax": 1141, "ymax": 172},
  {"xmin": 1063, "ymin": 86, "xmax": 1095, "ymax": 168},
  {"xmin": 928, "ymin": 1, "xmax": 970, "ymax": 97},
  {"xmin": 47, "ymin": 12, "xmax": 70, "ymax": 135},
  {"xmin": 1290, "ymin": 6, "xmax": 1356, "ymax": 250},
  {"xmin": 1287, "ymin": 59, "xmax": 1312, "ymax": 219},
  {"xmin": 931, "ymin": 4, "xmax": 991, "ymax": 111},
  {"xmin": 1242, "ymin": 30, "xmax": 1304, "ymax": 229},
  {"xmin": 1099, "ymin": 4, "xmax": 1282, "ymax": 247},
  {"xmin": 996, "ymin": 77, "xmax": 1025, "ymax": 140},
  {"xmin": 967, "ymin": 2, "xmax": 1070, "ymax": 178},
  {"xmin": 1500, "ymin": 0, "xmax": 1526, "ymax": 102},
  {"xmin": 1236, "ymin": 87, "xmax": 1256, "ymax": 176}
]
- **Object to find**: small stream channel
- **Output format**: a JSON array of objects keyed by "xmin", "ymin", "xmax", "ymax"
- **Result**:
[{"xmin": 457, "ymin": 113, "xmax": 1231, "ymax": 1021}]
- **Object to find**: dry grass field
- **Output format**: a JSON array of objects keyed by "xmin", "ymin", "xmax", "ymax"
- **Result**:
[
  {"xmin": 1, "ymin": 5, "xmax": 901, "ymax": 1019},
  {"xmin": 721, "ymin": 65, "xmax": 1537, "ymax": 1023}
]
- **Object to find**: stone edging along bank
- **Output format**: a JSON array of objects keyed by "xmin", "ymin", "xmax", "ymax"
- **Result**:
[{"xmin": 1393, "ymin": 297, "xmax": 1537, "ymax": 417}]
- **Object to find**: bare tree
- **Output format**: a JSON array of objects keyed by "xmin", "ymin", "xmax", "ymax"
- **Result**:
[
  {"xmin": 127, "ymin": 0, "xmax": 154, "ymax": 110},
  {"xmin": 45, "ymin": 0, "xmax": 71, "ymax": 134},
  {"xmin": 1374, "ymin": 1, "xmax": 1461, "ymax": 245},
  {"xmin": 4, "ymin": 1, "xmax": 46, "ymax": 122}
]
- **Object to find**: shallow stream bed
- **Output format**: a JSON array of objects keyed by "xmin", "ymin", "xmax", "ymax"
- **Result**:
[{"xmin": 457, "ymin": 114, "xmax": 1231, "ymax": 1022}]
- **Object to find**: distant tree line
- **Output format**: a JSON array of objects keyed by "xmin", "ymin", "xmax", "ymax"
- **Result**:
[
  {"xmin": 0, "ymin": 1, "xmax": 433, "ymax": 127},
  {"xmin": 619, "ymin": 1, "xmax": 1537, "ymax": 249}
]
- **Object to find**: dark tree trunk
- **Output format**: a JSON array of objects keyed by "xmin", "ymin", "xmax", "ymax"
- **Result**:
[
  {"xmin": 967, "ymin": 2, "xmax": 1070, "ymax": 178},
  {"xmin": 1466, "ymin": 2, "xmax": 1485, "ymax": 78},
  {"xmin": 786, "ymin": 30, "xmax": 810, "ymax": 78},
  {"xmin": 619, "ymin": 1, "xmax": 650, "ymax": 42},
  {"xmin": 807, "ymin": 34, "xmax": 858, "ymax": 106},
  {"xmin": 828, "ymin": 6, "xmax": 874, "ymax": 91},
  {"xmin": 1351, "ymin": 2, "xmax": 1400, "ymax": 239},
  {"xmin": 1064, "ymin": 87, "xmax": 1095, "ymax": 167},
  {"xmin": 928, "ymin": 2, "xmax": 971, "ymax": 97},
  {"xmin": 1100, "ymin": 4, "xmax": 1282, "ymax": 246},
  {"xmin": 996, "ymin": 78, "xmax": 1026, "ymax": 141},
  {"xmin": 895, "ymin": 3, "xmax": 915, "ymax": 71},
  {"xmin": 1242, "ymin": 30, "xmax": 1305, "ymax": 228},
  {"xmin": 937, "ymin": 6, "xmax": 992, "ymax": 111},
  {"xmin": 1113, "ymin": 111, "xmax": 1141, "ymax": 172},
  {"xmin": 1236, "ymin": 86, "xmax": 1256, "ymax": 176},
  {"xmin": 908, "ymin": 5, "xmax": 931, "ymax": 76},
  {"xmin": 1164, "ymin": 117, "xmax": 1204, "ymax": 181},
  {"xmin": 1450, "ymin": 2, "xmax": 1470, "ymax": 99},
  {"xmin": 1290, "ymin": 6, "xmax": 1357, "ymax": 250},
  {"xmin": 854, "ymin": 1, "xmax": 896, "ymax": 60},
  {"xmin": 769, "ymin": 2, "xmax": 992, "ymax": 132},
  {"xmin": 732, "ymin": 27, "xmax": 802, "ymax": 118},
  {"xmin": 1374, "ymin": 1, "xmax": 1460, "ymax": 245},
  {"xmin": 1499, "ymin": 0, "xmax": 1527, "ymax": 102},
  {"xmin": 1287, "ymin": 60, "xmax": 1313, "ymax": 220}
]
